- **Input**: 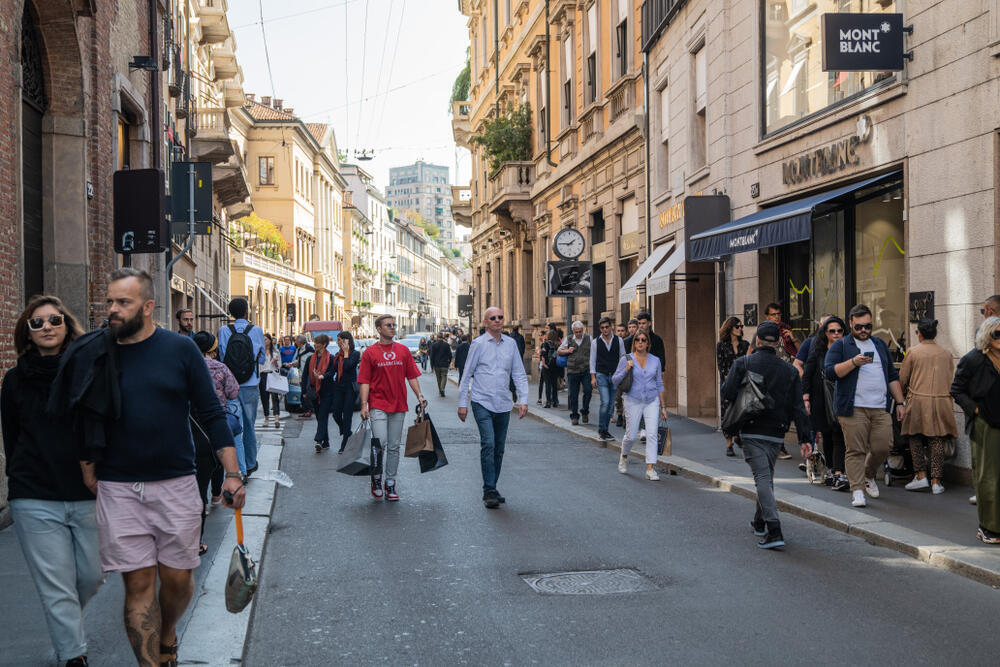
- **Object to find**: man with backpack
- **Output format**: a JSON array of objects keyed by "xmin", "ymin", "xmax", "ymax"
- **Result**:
[
  {"xmin": 218, "ymin": 298, "xmax": 265, "ymax": 476},
  {"xmin": 721, "ymin": 321, "xmax": 813, "ymax": 549}
]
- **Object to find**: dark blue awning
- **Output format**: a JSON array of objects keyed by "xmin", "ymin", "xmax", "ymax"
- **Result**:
[{"xmin": 688, "ymin": 174, "xmax": 895, "ymax": 261}]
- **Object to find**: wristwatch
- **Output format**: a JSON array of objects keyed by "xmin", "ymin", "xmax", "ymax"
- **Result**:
[{"xmin": 225, "ymin": 472, "xmax": 244, "ymax": 480}]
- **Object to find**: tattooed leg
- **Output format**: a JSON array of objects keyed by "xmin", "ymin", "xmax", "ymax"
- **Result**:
[
  {"xmin": 157, "ymin": 563, "xmax": 194, "ymax": 655},
  {"xmin": 122, "ymin": 567, "xmax": 160, "ymax": 666}
]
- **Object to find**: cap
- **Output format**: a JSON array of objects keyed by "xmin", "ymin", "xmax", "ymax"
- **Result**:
[{"xmin": 756, "ymin": 321, "xmax": 781, "ymax": 343}]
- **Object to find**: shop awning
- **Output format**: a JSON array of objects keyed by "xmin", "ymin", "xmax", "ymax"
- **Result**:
[
  {"xmin": 688, "ymin": 174, "xmax": 892, "ymax": 262},
  {"xmin": 647, "ymin": 244, "xmax": 686, "ymax": 296},
  {"xmin": 618, "ymin": 242, "xmax": 674, "ymax": 303}
]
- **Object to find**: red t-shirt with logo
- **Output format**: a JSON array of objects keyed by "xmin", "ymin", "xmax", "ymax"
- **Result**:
[{"xmin": 358, "ymin": 341, "xmax": 421, "ymax": 413}]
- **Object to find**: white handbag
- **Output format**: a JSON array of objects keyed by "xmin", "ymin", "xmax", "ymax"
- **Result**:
[{"xmin": 265, "ymin": 372, "xmax": 289, "ymax": 395}]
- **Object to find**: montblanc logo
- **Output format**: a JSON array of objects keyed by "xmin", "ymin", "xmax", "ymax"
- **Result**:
[
  {"xmin": 881, "ymin": 21, "xmax": 891, "ymax": 33},
  {"xmin": 729, "ymin": 229, "xmax": 760, "ymax": 250},
  {"xmin": 839, "ymin": 27, "xmax": 885, "ymax": 54}
]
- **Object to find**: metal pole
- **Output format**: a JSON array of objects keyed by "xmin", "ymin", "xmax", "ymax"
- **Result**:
[{"xmin": 165, "ymin": 163, "xmax": 197, "ymax": 322}]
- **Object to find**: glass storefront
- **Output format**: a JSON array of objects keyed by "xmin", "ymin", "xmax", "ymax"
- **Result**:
[
  {"xmin": 777, "ymin": 173, "xmax": 905, "ymax": 361},
  {"xmin": 762, "ymin": 0, "xmax": 899, "ymax": 135}
]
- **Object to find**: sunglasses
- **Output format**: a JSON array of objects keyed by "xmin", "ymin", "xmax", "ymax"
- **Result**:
[
  {"xmin": 634, "ymin": 337, "xmax": 649, "ymax": 343},
  {"xmin": 600, "ymin": 324, "xmax": 611, "ymax": 329},
  {"xmin": 27, "ymin": 314, "xmax": 64, "ymax": 331},
  {"xmin": 853, "ymin": 323, "xmax": 872, "ymax": 331},
  {"xmin": 827, "ymin": 328, "xmax": 844, "ymax": 334},
  {"xmin": 991, "ymin": 330, "xmax": 1000, "ymax": 340},
  {"xmin": 381, "ymin": 322, "xmax": 396, "ymax": 328},
  {"xmin": 488, "ymin": 315, "xmax": 504, "ymax": 321},
  {"xmin": 734, "ymin": 324, "xmax": 744, "ymax": 329}
]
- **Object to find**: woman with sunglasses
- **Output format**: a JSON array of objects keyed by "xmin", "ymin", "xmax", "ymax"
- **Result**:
[
  {"xmin": 951, "ymin": 316, "xmax": 1000, "ymax": 544},
  {"xmin": 717, "ymin": 317, "xmax": 750, "ymax": 456},
  {"xmin": 612, "ymin": 332, "xmax": 667, "ymax": 480},
  {"xmin": 803, "ymin": 316, "xmax": 849, "ymax": 490},
  {"xmin": 1, "ymin": 296, "xmax": 101, "ymax": 666}
]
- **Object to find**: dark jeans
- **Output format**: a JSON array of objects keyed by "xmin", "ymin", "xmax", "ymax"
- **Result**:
[
  {"xmin": 330, "ymin": 386, "xmax": 356, "ymax": 449},
  {"xmin": 595, "ymin": 372, "xmax": 614, "ymax": 431},
  {"xmin": 259, "ymin": 372, "xmax": 281, "ymax": 417},
  {"xmin": 742, "ymin": 435, "xmax": 782, "ymax": 528},
  {"xmin": 471, "ymin": 401, "xmax": 511, "ymax": 495},
  {"xmin": 567, "ymin": 371, "xmax": 592, "ymax": 419},
  {"xmin": 544, "ymin": 367, "xmax": 560, "ymax": 406},
  {"xmin": 434, "ymin": 366, "xmax": 449, "ymax": 394}
]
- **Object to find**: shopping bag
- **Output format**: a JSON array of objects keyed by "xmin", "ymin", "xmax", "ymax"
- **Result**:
[
  {"xmin": 656, "ymin": 417, "xmax": 672, "ymax": 457},
  {"xmin": 416, "ymin": 413, "xmax": 448, "ymax": 473},
  {"xmin": 337, "ymin": 419, "xmax": 374, "ymax": 476},
  {"xmin": 266, "ymin": 372, "xmax": 289, "ymax": 395},
  {"xmin": 224, "ymin": 508, "xmax": 258, "ymax": 613},
  {"xmin": 405, "ymin": 405, "xmax": 435, "ymax": 457}
]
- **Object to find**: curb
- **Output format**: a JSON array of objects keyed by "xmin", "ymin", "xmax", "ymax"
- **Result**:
[{"xmin": 514, "ymin": 389, "xmax": 1000, "ymax": 588}]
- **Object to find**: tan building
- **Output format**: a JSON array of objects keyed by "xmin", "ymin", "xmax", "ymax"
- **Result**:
[
  {"xmin": 642, "ymin": 0, "xmax": 1000, "ymax": 478},
  {"xmin": 229, "ymin": 96, "xmax": 347, "ymax": 337},
  {"xmin": 453, "ymin": 0, "xmax": 647, "ymax": 362}
]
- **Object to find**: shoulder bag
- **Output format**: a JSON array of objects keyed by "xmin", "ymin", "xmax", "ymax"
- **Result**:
[{"xmin": 617, "ymin": 354, "xmax": 634, "ymax": 393}]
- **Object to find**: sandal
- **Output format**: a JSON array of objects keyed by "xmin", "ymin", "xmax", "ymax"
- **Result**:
[
  {"xmin": 198, "ymin": 543, "xmax": 208, "ymax": 555},
  {"xmin": 159, "ymin": 641, "xmax": 178, "ymax": 667}
]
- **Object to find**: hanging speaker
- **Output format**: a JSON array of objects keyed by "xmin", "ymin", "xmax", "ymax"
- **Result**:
[{"xmin": 113, "ymin": 169, "xmax": 166, "ymax": 254}]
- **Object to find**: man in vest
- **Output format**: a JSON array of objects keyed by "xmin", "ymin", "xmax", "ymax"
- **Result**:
[
  {"xmin": 591, "ymin": 317, "xmax": 626, "ymax": 440},
  {"xmin": 557, "ymin": 321, "xmax": 592, "ymax": 426}
]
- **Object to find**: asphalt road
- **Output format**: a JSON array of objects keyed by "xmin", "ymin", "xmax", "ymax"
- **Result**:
[{"xmin": 245, "ymin": 374, "xmax": 1000, "ymax": 666}]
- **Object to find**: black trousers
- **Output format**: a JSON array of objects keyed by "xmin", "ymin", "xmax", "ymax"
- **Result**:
[
  {"xmin": 259, "ymin": 372, "xmax": 281, "ymax": 417},
  {"xmin": 330, "ymin": 386, "xmax": 356, "ymax": 449}
]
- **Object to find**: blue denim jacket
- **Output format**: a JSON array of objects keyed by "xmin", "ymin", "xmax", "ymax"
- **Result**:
[{"xmin": 824, "ymin": 334, "xmax": 898, "ymax": 417}]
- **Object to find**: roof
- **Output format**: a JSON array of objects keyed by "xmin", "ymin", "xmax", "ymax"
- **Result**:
[
  {"xmin": 306, "ymin": 123, "xmax": 328, "ymax": 143},
  {"xmin": 243, "ymin": 100, "xmax": 296, "ymax": 121}
]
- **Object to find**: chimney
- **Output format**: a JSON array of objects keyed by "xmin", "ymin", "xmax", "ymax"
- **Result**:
[
  {"xmin": 261, "ymin": 95, "xmax": 271, "ymax": 107},
  {"xmin": 246, "ymin": 93, "xmax": 255, "ymax": 102},
  {"xmin": 273, "ymin": 98, "xmax": 283, "ymax": 111},
  {"xmin": 284, "ymin": 108, "xmax": 294, "ymax": 116}
]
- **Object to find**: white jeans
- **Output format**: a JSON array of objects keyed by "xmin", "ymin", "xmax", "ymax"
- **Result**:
[
  {"xmin": 370, "ymin": 409, "xmax": 406, "ymax": 483},
  {"xmin": 622, "ymin": 396, "xmax": 660, "ymax": 464}
]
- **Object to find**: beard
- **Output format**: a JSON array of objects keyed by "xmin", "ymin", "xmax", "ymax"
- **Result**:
[{"xmin": 109, "ymin": 309, "xmax": 144, "ymax": 340}]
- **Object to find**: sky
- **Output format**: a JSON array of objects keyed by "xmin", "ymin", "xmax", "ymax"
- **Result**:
[{"xmin": 228, "ymin": 0, "xmax": 471, "ymax": 193}]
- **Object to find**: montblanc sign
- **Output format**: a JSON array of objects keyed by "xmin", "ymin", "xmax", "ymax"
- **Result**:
[{"xmin": 822, "ymin": 13, "xmax": 905, "ymax": 72}]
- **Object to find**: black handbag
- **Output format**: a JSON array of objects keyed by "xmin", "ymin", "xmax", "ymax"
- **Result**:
[
  {"xmin": 822, "ymin": 377, "xmax": 837, "ymax": 425},
  {"xmin": 416, "ymin": 412, "xmax": 448, "ymax": 473},
  {"xmin": 617, "ymin": 354, "xmax": 635, "ymax": 393},
  {"xmin": 721, "ymin": 370, "xmax": 771, "ymax": 433}
]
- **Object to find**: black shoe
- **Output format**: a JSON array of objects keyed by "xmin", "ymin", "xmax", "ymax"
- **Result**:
[
  {"xmin": 321, "ymin": 440, "xmax": 330, "ymax": 450},
  {"xmin": 439, "ymin": 391, "xmax": 445, "ymax": 397},
  {"xmin": 483, "ymin": 491, "xmax": 501, "ymax": 509},
  {"xmin": 824, "ymin": 471, "xmax": 835, "ymax": 486},
  {"xmin": 66, "ymin": 657, "xmax": 88, "ymax": 667},
  {"xmin": 798, "ymin": 462, "xmax": 807, "ymax": 472},
  {"xmin": 338, "ymin": 446, "xmax": 346, "ymax": 454},
  {"xmin": 726, "ymin": 445, "xmax": 736, "ymax": 457},
  {"xmin": 315, "ymin": 443, "xmax": 322, "ymax": 453},
  {"xmin": 777, "ymin": 445, "xmax": 792, "ymax": 460},
  {"xmin": 749, "ymin": 520, "xmax": 767, "ymax": 537},
  {"xmin": 758, "ymin": 523, "xmax": 785, "ymax": 549},
  {"xmin": 246, "ymin": 464, "xmax": 259, "ymax": 476}
]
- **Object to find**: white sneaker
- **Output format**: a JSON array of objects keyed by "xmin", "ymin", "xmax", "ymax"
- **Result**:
[
  {"xmin": 970, "ymin": 495, "xmax": 978, "ymax": 505},
  {"xmin": 639, "ymin": 429, "xmax": 647, "ymax": 441},
  {"xmin": 618, "ymin": 457, "xmax": 628, "ymax": 474},
  {"xmin": 932, "ymin": 483, "xmax": 945, "ymax": 495},
  {"xmin": 645, "ymin": 467, "xmax": 660, "ymax": 481},
  {"xmin": 852, "ymin": 490, "xmax": 867, "ymax": 507},
  {"xmin": 904, "ymin": 477, "xmax": 929, "ymax": 491},
  {"xmin": 864, "ymin": 478, "xmax": 880, "ymax": 499}
]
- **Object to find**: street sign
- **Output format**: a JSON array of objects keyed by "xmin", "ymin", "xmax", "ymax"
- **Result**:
[
  {"xmin": 113, "ymin": 169, "xmax": 167, "ymax": 254},
  {"xmin": 822, "ymin": 13, "xmax": 905, "ymax": 72},
  {"xmin": 457, "ymin": 294, "xmax": 474, "ymax": 317},
  {"xmin": 286, "ymin": 302, "xmax": 296, "ymax": 323},
  {"xmin": 170, "ymin": 161, "xmax": 213, "ymax": 234},
  {"xmin": 547, "ymin": 261, "xmax": 592, "ymax": 297}
]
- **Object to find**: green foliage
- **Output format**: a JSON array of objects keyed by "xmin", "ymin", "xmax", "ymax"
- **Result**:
[
  {"xmin": 450, "ymin": 54, "xmax": 471, "ymax": 109},
  {"xmin": 404, "ymin": 209, "xmax": 441, "ymax": 239},
  {"xmin": 451, "ymin": 247, "xmax": 461, "ymax": 258},
  {"xmin": 472, "ymin": 103, "xmax": 533, "ymax": 173}
]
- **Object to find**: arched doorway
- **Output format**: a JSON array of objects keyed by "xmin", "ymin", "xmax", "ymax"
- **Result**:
[{"xmin": 21, "ymin": 5, "xmax": 45, "ymax": 302}]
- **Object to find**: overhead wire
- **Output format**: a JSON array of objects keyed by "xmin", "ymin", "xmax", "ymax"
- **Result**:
[
  {"xmin": 301, "ymin": 66, "xmax": 456, "ymax": 118},
  {"xmin": 232, "ymin": 0, "xmax": 363, "ymax": 30},
  {"xmin": 364, "ymin": 0, "xmax": 396, "ymax": 144},
  {"xmin": 257, "ymin": 0, "xmax": 277, "ymax": 100},
  {"xmin": 353, "ymin": 0, "xmax": 371, "ymax": 151},
  {"xmin": 372, "ymin": 0, "xmax": 407, "ymax": 145}
]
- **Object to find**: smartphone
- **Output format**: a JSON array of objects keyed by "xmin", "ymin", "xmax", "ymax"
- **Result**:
[{"xmin": 863, "ymin": 351, "xmax": 875, "ymax": 359}]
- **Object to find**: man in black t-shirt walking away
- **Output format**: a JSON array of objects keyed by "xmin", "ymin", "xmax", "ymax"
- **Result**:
[
  {"xmin": 429, "ymin": 332, "xmax": 453, "ymax": 397},
  {"xmin": 76, "ymin": 268, "xmax": 246, "ymax": 666}
]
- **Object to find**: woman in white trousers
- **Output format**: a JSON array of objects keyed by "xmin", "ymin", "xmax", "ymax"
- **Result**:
[{"xmin": 611, "ymin": 332, "xmax": 667, "ymax": 480}]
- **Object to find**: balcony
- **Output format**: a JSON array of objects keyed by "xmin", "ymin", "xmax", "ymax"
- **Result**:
[
  {"xmin": 451, "ymin": 100, "xmax": 472, "ymax": 149},
  {"xmin": 451, "ymin": 185, "xmax": 472, "ymax": 227},
  {"xmin": 198, "ymin": 0, "xmax": 231, "ymax": 45},
  {"xmin": 211, "ymin": 43, "xmax": 239, "ymax": 81},
  {"xmin": 642, "ymin": 0, "xmax": 690, "ymax": 52},
  {"xmin": 231, "ymin": 249, "xmax": 295, "ymax": 282},
  {"xmin": 488, "ymin": 162, "xmax": 534, "ymax": 222},
  {"xmin": 190, "ymin": 106, "xmax": 235, "ymax": 164},
  {"xmin": 213, "ymin": 148, "xmax": 251, "ymax": 215}
]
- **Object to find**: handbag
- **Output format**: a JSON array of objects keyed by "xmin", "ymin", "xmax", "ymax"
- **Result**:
[
  {"xmin": 942, "ymin": 438, "xmax": 957, "ymax": 460},
  {"xmin": 337, "ymin": 419, "xmax": 375, "ymax": 476},
  {"xmin": 721, "ymin": 369, "xmax": 771, "ymax": 434},
  {"xmin": 405, "ymin": 405, "xmax": 435, "ymax": 457},
  {"xmin": 617, "ymin": 354, "xmax": 634, "ymax": 393},
  {"xmin": 656, "ymin": 416, "xmax": 672, "ymax": 456},
  {"xmin": 822, "ymin": 377, "xmax": 837, "ymax": 425},
  {"xmin": 266, "ymin": 372, "xmax": 289, "ymax": 395},
  {"xmin": 224, "ymin": 509, "xmax": 258, "ymax": 613},
  {"xmin": 416, "ymin": 411, "xmax": 448, "ymax": 473},
  {"xmin": 556, "ymin": 352, "xmax": 568, "ymax": 368}
]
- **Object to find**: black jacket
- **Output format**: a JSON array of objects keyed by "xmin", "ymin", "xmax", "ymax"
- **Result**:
[
  {"xmin": 511, "ymin": 332, "xmax": 526, "ymax": 359},
  {"xmin": 625, "ymin": 330, "xmax": 666, "ymax": 369},
  {"xmin": 2, "ymin": 352, "xmax": 93, "ymax": 501},
  {"xmin": 47, "ymin": 327, "xmax": 121, "ymax": 462},
  {"xmin": 721, "ymin": 346, "xmax": 811, "ymax": 443},
  {"xmin": 455, "ymin": 342, "xmax": 470, "ymax": 370},
  {"xmin": 332, "ymin": 350, "xmax": 361, "ymax": 391},
  {"xmin": 429, "ymin": 339, "xmax": 453, "ymax": 368},
  {"xmin": 951, "ymin": 349, "xmax": 1000, "ymax": 433},
  {"xmin": 802, "ymin": 336, "xmax": 833, "ymax": 432}
]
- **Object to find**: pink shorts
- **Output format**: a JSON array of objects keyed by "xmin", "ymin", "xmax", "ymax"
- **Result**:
[{"xmin": 96, "ymin": 475, "xmax": 202, "ymax": 573}]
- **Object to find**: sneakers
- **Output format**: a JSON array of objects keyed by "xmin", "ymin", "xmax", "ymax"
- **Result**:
[
  {"xmin": 645, "ymin": 467, "xmax": 660, "ymax": 481},
  {"xmin": 905, "ymin": 476, "xmax": 930, "ymax": 491},
  {"xmin": 599, "ymin": 430, "xmax": 615, "ymax": 441},
  {"xmin": 977, "ymin": 527, "xmax": 1000, "ymax": 544},
  {"xmin": 823, "ymin": 471, "xmax": 835, "ymax": 486},
  {"xmin": 851, "ymin": 490, "xmax": 867, "ymax": 507},
  {"xmin": 864, "ymin": 478, "xmax": 880, "ymax": 498},
  {"xmin": 757, "ymin": 525, "xmax": 785, "ymax": 549},
  {"xmin": 571, "ymin": 417, "xmax": 580, "ymax": 426},
  {"xmin": 385, "ymin": 481, "xmax": 399, "ymax": 502},
  {"xmin": 749, "ymin": 520, "xmax": 767, "ymax": 537},
  {"xmin": 618, "ymin": 456, "xmax": 628, "ymax": 474},
  {"xmin": 582, "ymin": 414, "xmax": 589, "ymax": 424},
  {"xmin": 725, "ymin": 445, "xmax": 736, "ymax": 457},
  {"xmin": 832, "ymin": 474, "xmax": 850, "ymax": 492},
  {"xmin": 65, "ymin": 657, "xmax": 88, "ymax": 667},
  {"xmin": 777, "ymin": 445, "xmax": 792, "ymax": 460},
  {"xmin": 371, "ymin": 477, "xmax": 383, "ymax": 498},
  {"xmin": 970, "ymin": 495, "xmax": 978, "ymax": 505},
  {"xmin": 483, "ymin": 491, "xmax": 501, "ymax": 509},
  {"xmin": 932, "ymin": 482, "xmax": 945, "ymax": 495}
]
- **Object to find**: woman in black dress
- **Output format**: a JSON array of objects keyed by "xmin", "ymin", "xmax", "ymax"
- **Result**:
[
  {"xmin": 802, "ymin": 316, "xmax": 849, "ymax": 490},
  {"xmin": 716, "ymin": 317, "xmax": 749, "ymax": 456}
]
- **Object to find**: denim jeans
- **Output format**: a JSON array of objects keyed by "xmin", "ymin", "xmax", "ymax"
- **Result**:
[
  {"xmin": 567, "ymin": 371, "xmax": 592, "ymax": 420},
  {"xmin": 471, "ymin": 401, "xmax": 511, "ymax": 494},
  {"xmin": 238, "ymin": 385, "xmax": 259, "ymax": 471},
  {"xmin": 370, "ymin": 409, "xmax": 405, "ymax": 484},
  {"xmin": 228, "ymin": 398, "xmax": 247, "ymax": 473},
  {"xmin": 741, "ymin": 435, "xmax": 782, "ymax": 527},
  {"xmin": 10, "ymin": 498, "xmax": 104, "ymax": 661},
  {"xmin": 595, "ymin": 372, "xmax": 614, "ymax": 431}
]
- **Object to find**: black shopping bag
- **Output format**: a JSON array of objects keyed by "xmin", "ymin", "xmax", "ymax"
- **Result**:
[
  {"xmin": 337, "ymin": 419, "xmax": 373, "ymax": 476},
  {"xmin": 416, "ymin": 413, "xmax": 449, "ymax": 473}
]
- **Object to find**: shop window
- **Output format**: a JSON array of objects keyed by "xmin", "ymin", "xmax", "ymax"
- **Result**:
[
  {"xmin": 761, "ymin": 0, "xmax": 899, "ymax": 136},
  {"xmin": 591, "ymin": 209, "xmax": 606, "ymax": 244},
  {"xmin": 854, "ymin": 185, "xmax": 906, "ymax": 360}
]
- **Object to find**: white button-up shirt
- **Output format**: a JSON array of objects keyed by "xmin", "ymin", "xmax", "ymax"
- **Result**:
[{"xmin": 458, "ymin": 332, "xmax": 529, "ymax": 413}]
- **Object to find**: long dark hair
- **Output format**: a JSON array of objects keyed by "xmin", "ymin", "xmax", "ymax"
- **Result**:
[
  {"xmin": 14, "ymin": 295, "xmax": 85, "ymax": 357},
  {"xmin": 263, "ymin": 333, "xmax": 275, "ymax": 355},
  {"xmin": 813, "ymin": 316, "xmax": 847, "ymax": 358},
  {"xmin": 718, "ymin": 316, "xmax": 742, "ymax": 342},
  {"xmin": 337, "ymin": 331, "xmax": 355, "ymax": 354}
]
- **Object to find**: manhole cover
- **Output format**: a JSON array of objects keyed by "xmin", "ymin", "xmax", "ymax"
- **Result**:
[{"xmin": 520, "ymin": 568, "xmax": 660, "ymax": 595}]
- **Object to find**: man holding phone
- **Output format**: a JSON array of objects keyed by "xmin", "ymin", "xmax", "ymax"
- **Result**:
[{"xmin": 825, "ymin": 304, "xmax": 906, "ymax": 508}]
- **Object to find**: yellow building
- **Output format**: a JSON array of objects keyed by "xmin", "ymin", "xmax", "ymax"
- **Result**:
[
  {"xmin": 454, "ymin": 0, "xmax": 647, "ymax": 354},
  {"xmin": 229, "ymin": 96, "xmax": 348, "ymax": 337}
]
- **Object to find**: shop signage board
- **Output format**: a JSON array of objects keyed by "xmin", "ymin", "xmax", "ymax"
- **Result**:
[
  {"xmin": 909, "ymin": 291, "xmax": 934, "ymax": 323},
  {"xmin": 170, "ymin": 161, "xmax": 213, "ymax": 234},
  {"xmin": 743, "ymin": 303, "xmax": 758, "ymax": 328},
  {"xmin": 547, "ymin": 261, "xmax": 592, "ymax": 297},
  {"xmin": 286, "ymin": 302, "xmax": 296, "ymax": 323},
  {"xmin": 457, "ymin": 294, "xmax": 474, "ymax": 317},
  {"xmin": 821, "ymin": 13, "xmax": 905, "ymax": 72}
]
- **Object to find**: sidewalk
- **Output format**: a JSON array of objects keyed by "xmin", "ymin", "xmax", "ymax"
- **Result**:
[
  {"xmin": 0, "ymin": 413, "xmax": 287, "ymax": 666},
  {"xmin": 450, "ymin": 372, "xmax": 1000, "ymax": 587}
]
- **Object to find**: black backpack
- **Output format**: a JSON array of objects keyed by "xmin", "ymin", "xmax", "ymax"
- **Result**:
[{"xmin": 223, "ymin": 324, "xmax": 258, "ymax": 384}]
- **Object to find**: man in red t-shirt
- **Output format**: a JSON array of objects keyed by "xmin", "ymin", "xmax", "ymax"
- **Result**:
[{"xmin": 358, "ymin": 314, "xmax": 426, "ymax": 500}]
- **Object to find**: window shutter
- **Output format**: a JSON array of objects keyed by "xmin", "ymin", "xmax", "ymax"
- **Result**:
[{"xmin": 588, "ymin": 5, "xmax": 598, "ymax": 55}]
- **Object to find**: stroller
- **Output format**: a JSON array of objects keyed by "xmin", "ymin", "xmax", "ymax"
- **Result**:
[{"xmin": 883, "ymin": 406, "xmax": 914, "ymax": 486}]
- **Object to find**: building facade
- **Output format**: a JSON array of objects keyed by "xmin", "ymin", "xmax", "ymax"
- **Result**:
[
  {"xmin": 453, "ymin": 0, "xmax": 648, "ymax": 367},
  {"xmin": 641, "ymin": 0, "xmax": 1000, "ymax": 479},
  {"xmin": 387, "ymin": 160, "xmax": 458, "ymax": 247}
]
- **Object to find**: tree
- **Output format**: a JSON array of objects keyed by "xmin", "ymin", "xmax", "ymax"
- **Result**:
[
  {"xmin": 233, "ymin": 212, "xmax": 290, "ymax": 258},
  {"xmin": 472, "ymin": 103, "xmax": 533, "ymax": 173},
  {"xmin": 449, "ymin": 50, "xmax": 471, "ymax": 111},
  {"xmin": 403, "ymin": 209, "xmax": 440, "ymax": 239}
]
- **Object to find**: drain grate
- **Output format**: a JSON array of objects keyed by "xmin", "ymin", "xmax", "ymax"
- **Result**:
[{"xmin": 520, "ymin": 568, "xmax": 660, "ymax": 595}]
